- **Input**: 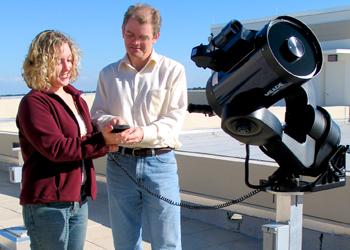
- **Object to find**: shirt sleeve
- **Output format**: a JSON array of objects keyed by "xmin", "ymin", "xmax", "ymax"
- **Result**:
[{"xmin": 90, "ymin": 70, "xmax": 119, "ymax": 130}]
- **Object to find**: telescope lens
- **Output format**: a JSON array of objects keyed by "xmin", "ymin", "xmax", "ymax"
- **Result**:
[{"xmin": 263, "ymin": 16, "xmax": 322, "ymax": 79}]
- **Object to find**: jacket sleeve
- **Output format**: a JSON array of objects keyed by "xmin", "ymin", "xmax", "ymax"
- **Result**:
[{"xmin": 17, "ymin": 95, "xmax": 108, "ymax": 163}]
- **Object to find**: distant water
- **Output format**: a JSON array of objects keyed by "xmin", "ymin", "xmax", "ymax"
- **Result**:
[
  {"xmin": 0, "ymin": 87, "xmax": 96, "ymax": 98},
  {"xmin": 0, "ymin": 94, "xmax": 25, "ymax": 98}
]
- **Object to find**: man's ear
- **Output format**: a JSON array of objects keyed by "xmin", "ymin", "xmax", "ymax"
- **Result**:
[{"xmin": 153, "ymin": 32, "xmax": 160, "ymax": 43}]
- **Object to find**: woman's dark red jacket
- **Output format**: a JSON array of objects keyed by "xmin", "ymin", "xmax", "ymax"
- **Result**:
[{"xmin": 16, "ymin": 85, "xmax": 108, "ymax": 205}]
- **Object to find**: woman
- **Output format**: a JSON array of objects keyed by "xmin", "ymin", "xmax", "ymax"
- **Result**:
[{"xmin": 16, "ymin": 30, "xmax": 121, "ymax": 250}]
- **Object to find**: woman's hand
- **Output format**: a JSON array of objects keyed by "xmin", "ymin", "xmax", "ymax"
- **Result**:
[{"xmin": 101, "ymin": 124, "xmax": 123, "ymax": 150}]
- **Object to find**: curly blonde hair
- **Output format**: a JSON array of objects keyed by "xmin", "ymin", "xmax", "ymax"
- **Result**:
[{"xmin": 22, "ymin": 30, "xmax": 80, "ymax": 91}]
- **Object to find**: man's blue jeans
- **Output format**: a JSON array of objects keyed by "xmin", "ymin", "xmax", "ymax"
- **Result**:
[
  {"xmin": 107, "ymin": 151, "xmax": 182, "ymax": 250},
  {"xmin": 22, "ymin": 201, "xmax": 88, "ymax": 250}
]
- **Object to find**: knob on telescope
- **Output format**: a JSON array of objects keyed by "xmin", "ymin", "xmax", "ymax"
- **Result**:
[{"xmin": 281, "ymin": 36, "xmax": 305, "ymax": 61}]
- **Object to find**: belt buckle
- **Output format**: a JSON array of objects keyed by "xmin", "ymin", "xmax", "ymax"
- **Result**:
[
  {"xmin": 131, "ymin": 148, "xmax": 137, "ymax": 157},
  {"xmin": 120, "ymin": 147, "xmax": 126, "ymax": 155},
  {"xmin": 151, "ymin": 149, "xmax": 156, "ymax": 156}
]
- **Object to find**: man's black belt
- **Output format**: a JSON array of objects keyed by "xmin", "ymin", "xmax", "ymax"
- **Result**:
[{"xmin": 118, "ymin": 147, "xmax": 172, "ymax": 157}]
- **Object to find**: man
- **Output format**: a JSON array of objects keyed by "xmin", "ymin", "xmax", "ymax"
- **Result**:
[{"xmin": 91, "ymin": 3, "xmax": 187, "ymax": 250}]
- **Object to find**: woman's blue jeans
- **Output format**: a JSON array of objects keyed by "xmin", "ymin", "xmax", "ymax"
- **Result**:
[
  {"xmin": 22, "ymin": 201, "xmax": 88, "ymax": 250},
  {"xmin": 107, "ymin": 151, "xmax": 182, "ymax": 250}
]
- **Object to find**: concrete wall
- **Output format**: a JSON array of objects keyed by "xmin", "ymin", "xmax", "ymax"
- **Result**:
[
  {"xmin": 0, "ymin": 132, "xmax": 20, "ymax": 164},
  {"xmin": 323, "ymin": 50, "xmax": 350, "ymax": 105},
  {"xmin": 0, "ymin": 97, "xmax": 22, "ymax": 119},
  {"xmin": 90, "ymin": 151, "xmax": 350, "ymax": 236},
  {"xmin": 175, "ymin": 153, "xmax": 350, "ymax": 226}
]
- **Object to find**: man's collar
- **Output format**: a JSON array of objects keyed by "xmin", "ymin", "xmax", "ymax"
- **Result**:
[{"xmin": 118, "ymin": 50, "xmax": 160, "ymax": 71}]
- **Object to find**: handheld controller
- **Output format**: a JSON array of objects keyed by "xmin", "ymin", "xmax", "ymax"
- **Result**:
[{"xmin": 111, "ymin": 124, "xmax": 130, "ymax": 133}]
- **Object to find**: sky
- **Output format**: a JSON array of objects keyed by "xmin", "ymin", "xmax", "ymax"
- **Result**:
[{"xmin": 1, "ymin": 0, "xmax": 350, "ymax": 96}]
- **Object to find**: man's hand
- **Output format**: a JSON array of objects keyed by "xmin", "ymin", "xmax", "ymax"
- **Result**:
[
  {"xmin": 95, "ymin": 114, "xmax": 126, "ymax": 131},
  {"xmin": 121, "ymin": 127, "xmax": 144, "ymax": 144}
]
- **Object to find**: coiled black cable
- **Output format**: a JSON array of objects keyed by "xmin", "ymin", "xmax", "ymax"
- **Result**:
[{"xmin": 109, "ymin": 153, "xmax": 261, "ymax": 210}]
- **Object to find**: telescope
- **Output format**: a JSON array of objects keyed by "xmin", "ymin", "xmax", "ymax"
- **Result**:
[{"xmin": 190, "ymin": 16, "xmax": 348, "ymax": 192}]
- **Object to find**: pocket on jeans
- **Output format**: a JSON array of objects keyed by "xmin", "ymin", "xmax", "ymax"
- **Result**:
[
  {"xmin": 155, "ymin": 151, "xmax": 176, "ymax": 164},
  {"xmin": 107, "ymin": 153, "xmax": 120, "ymax": 162},
  {"xmin": 23, "ymin": 204, "xmax": 43, "ymax": 229}
]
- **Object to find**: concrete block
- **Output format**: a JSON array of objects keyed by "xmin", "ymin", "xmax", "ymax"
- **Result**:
[{"xmin": 0, "ymin": 226, "xmax": 30, "ymax": 250}]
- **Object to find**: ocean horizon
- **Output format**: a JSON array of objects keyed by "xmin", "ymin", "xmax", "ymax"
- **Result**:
[
  {"xmin": 0, "ymin": 81, "xmax": 97, "ymax": 97},
  {"xmin": 0, "ymin": 86, "xmax": 205, "ymax": 98}
]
